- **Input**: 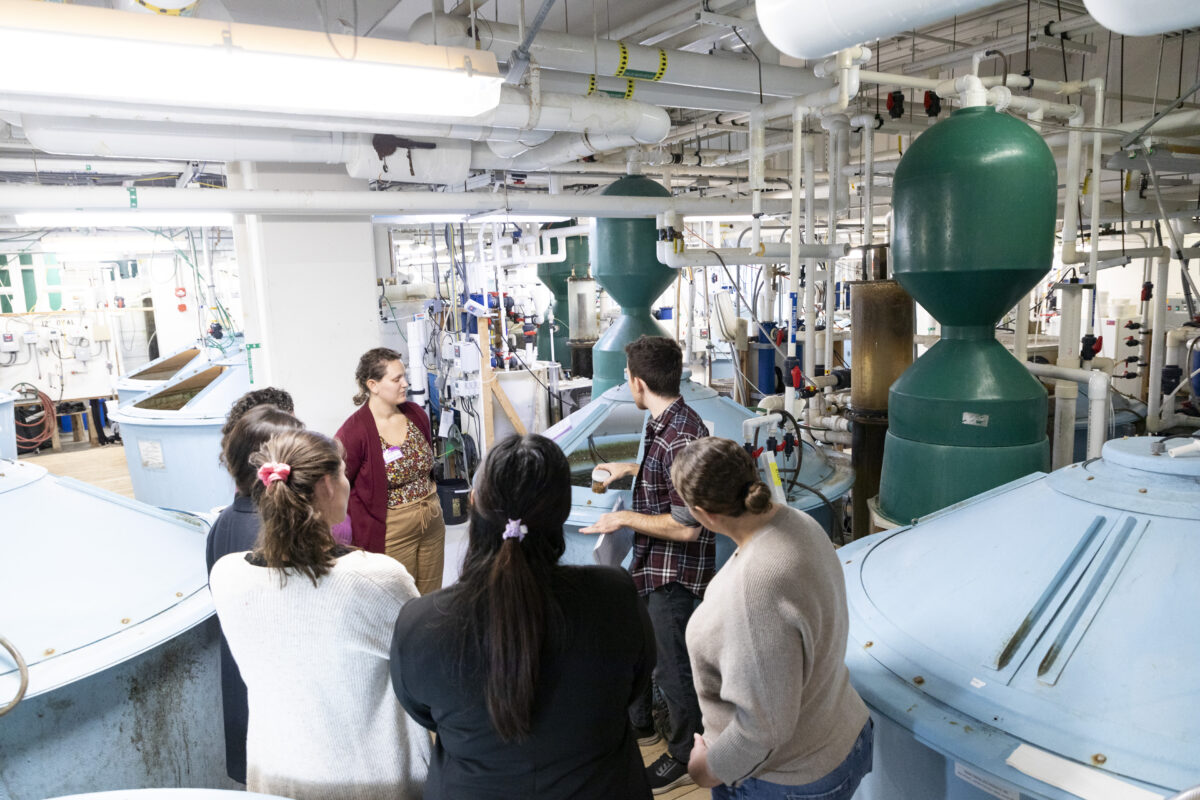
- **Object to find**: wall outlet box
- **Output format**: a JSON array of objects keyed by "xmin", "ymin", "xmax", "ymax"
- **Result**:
[
  {"xmin": 91, "ymin": 323, "xmax": 112, "ymax": 342},
  {"xmin": 0, "ymin": 333, "xmax": 17, "ymax": 353},
  {"xmin": 22, "ymin": 331, "xmax": 38, "ymax": 345},
  {"xmin": 453, "ymin": 342, "xmax": 481, "ymax": 372}
]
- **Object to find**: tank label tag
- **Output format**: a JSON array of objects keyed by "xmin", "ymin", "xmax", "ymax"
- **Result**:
[
  {"xmin": 138, "ymin": 439, "xmax": 166, "ymax": 470},
  {"xmin": 954, "ymin": 763, "xmax": 1019, "ymax": 800},
  {"xmin": 962, "ymin": 412, "xmax": 990, "ymax": 427},
  {"xmin": 970, "ymin": 677, "xmax": 987, "ymax": 688}
]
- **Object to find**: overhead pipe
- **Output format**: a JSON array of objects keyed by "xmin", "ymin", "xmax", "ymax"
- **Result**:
[
  {"xmin": 0, "ymin": 183, "xmax": 795, "ymax": 218},
  {"xmin": 656, "ymin": 242, "xmax": 843, "ymax": 268},
  {"xmin": 409, "ymin": 13, "xmax": 832, "ymax": 100},
  {"xmin": 756, "ymin": 0, "xmax": 995, "ymax": 60},
  {"xmin": 538, "ymin": 70, "xmax": 769, "ymax": 114},
  {"xmin": 9, "ymin": 84, "xmax": 670, "ymax": 147}
]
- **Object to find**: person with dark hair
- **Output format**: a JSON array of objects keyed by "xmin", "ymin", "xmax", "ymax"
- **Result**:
[
  {"xmin": 580, "ymin": 334, "xmax": 712, "ymax": 794},
  {"xmin": 209, "ymin": 429, "xmax": 431, "ymax": 800},
  {"xmin": 670, "ymin": 437, "xmax": 872, "ymax": 800},
  {"xmin": 205, "ymin": 402, "xmax": 304, "ymax": 784},
  {"xmin": 219, "ymin": 386, "xmax": 295, "ymax": 439},
  {"xmin": 336, "ymin": 347, "xmax": 445, "ymax": 594},
  {"xmin": 390, "ymin": 434, "xmax": 655, "ymax": 800}
]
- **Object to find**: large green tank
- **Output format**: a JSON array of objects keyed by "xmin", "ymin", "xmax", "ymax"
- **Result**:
[
  {"xmin": 537, "ymin": 220, "xmax": 587, "ymax": 371},
  {"xmin": 878, "ymin": 105, "xmax": 1056, "ymax": 524},
  {"xmin": 591, "ymin": 175, "xmax": 673, "ymax": 396}
]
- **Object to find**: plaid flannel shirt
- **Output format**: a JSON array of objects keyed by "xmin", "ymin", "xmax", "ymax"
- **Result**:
[{"xmin": 629, "ymin": 396, "xmax": 715, "ymax": 598}]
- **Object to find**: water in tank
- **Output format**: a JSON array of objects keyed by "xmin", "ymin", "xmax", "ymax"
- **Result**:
[
  {"xmin": 114, "ymin": 336, "xmax": 242, "ymax": 406},
  {"xmin": 543, "ymin": 375, "xmax": 854, "ymax": 567},
  {"xmin": 0, "ymin": 459, "xmax": 232, "ymax": 798},
  {"xmin": 841, "ymin": 435, "xmax": 1200, "ymax": 799},
  {"xmin": 0, "ymin": 388, "xmax": 15, "ymax": 460},
  {"xmin": 109, "ymin": 350, "xmax": 249, "ymax": 513}
]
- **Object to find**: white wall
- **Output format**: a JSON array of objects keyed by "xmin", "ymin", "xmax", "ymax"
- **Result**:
[{"xmin": 230, "ymin": 162, "xmax": 383, "ymax": 437}]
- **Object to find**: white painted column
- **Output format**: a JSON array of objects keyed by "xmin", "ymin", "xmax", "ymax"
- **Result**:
[{"xmin": 230, "ymin": 162, "xmax": 382, "ymax": 436}]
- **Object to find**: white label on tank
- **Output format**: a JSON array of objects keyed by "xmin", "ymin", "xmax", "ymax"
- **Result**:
[
  {"xmin": 138, "ymin": 439, "xmax": 166, "ymax": 470},
  {"xmin": 962, "ymin": 412, "xmax": 991, "ymax": 427},
  {"xmin": 954, "ymin": 762, "xmax": 1019, "ymax": 800},
  {"xmin": 970, "ymin": 677, "xmax": 987, "ymax": 689}
]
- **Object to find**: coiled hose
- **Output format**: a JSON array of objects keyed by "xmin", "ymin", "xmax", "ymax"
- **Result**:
[
  {"xmin": 12, "ymin": 382, "xmax": 55, "ymax": 452},
  {"xmin": 0, "ymin": 634, "xmax": 28, "ymax": 716}
]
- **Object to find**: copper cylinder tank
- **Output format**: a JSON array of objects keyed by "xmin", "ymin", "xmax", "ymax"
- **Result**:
[{"xmin": 849, "ymin": 280, "xmax": 914, "ymax": 538}]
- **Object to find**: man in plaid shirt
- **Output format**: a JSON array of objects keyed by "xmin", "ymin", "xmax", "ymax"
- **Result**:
[{"xmin": 582, "ymin": 335, "xmax": 712, "ymax": 794}]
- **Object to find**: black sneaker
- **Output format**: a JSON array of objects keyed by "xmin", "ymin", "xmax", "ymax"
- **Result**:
[
  {"xmin": 633, "ymin": 723, "xmax": 662, "ymax": 747},
  {"xmin": 646, "ymin": 752, "xmax": 693, "ymax": 795}
]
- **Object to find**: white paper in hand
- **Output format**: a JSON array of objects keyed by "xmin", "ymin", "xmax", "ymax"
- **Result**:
[{"xmin": 593, "ymin": 496, "xmax": 635, "ymax": 568}]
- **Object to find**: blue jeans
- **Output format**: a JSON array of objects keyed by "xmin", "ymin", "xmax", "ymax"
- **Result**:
[{"xmin": 711, "ymin": 719, "xmax": 873, "ymax": 800}]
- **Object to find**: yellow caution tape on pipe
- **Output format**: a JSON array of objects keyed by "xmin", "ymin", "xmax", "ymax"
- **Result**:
[
  {"xmin": 135, "ymin": 0, "xmax": 198, "ymax": 15},
  {"xmin": 614, "ymin": 42, "xmax": 629, "ymax": 77}
]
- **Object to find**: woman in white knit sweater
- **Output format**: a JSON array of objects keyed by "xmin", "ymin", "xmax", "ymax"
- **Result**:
[
  {"xmin": 670, "ymin": 437, "xmax": 873, "ymax": 800},
  {"xmin": 210, "ymin": 429, "xmax": 431, "ymax": 800}
]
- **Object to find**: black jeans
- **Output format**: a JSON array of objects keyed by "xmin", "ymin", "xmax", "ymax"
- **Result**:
[{"xmin": 630, "ymin": 582, "xmax": 704, "ymax": 764}]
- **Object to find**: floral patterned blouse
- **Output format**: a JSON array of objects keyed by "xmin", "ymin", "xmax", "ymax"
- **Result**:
[{"xmin": 381, "ymin": 419, "xmax": 435, "ymax": 508}]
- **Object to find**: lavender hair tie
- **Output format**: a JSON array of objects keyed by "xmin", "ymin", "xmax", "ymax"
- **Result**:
[{"xmin": 503, "ymin": 518, "xmax": 528, "ymax": 541}]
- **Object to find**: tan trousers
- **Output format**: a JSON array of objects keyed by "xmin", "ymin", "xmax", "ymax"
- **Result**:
[{"xmin": 384, "ymin": 492, "xmax": 445, "ymax": 595}]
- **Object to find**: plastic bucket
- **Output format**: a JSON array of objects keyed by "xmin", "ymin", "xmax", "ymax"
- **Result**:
[{"xmin": 437, "ymin": 478, "xmax": 470, "ymax": 524}]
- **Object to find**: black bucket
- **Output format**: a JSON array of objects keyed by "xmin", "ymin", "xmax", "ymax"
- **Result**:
[{"xmin": 437, "ymin": 478, "xmax": 471, "ymax": 525}]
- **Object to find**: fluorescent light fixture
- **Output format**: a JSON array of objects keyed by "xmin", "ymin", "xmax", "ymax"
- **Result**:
[
  {"xmin": 374, "ymin": 214, "xmax": 468, "ymax": 225},
  {"xmin": 0, "ymin": 1, "xmax": 503, "ymax": 120},
  {"xmin": 469, "ymin": 212, "xmax": 572, "ymax": 224},
  {"xmin": 682, "ymin": 214, "xmax": 758, "ymax": 223},
  {"xmin": 40, "ymin": 234, "xmax": 185, "ymax": 257},
  {"xmin": 16, "ymin": 212, "xmax": 234, "ymax": 228}
]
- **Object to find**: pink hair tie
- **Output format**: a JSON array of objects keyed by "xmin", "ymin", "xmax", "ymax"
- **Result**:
[
  {"xmin": 503, "ymin": 518, "xmax": 527, "ymax": 541},
  {"xmin": 257, "ymin": 462, "xmax": 291, "ymax": 486}
]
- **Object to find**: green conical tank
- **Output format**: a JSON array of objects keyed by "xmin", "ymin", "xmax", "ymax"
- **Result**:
[
  {"xmin": 878, "ymin": 105, "xmax": 1056, "ymax": 524},
  {"xmin": 537, "ymin": 220, "xmax": 587, "ymax": 371},
  {"xmin": 591, "ymin": 175, "xmax": 673, "ymax": 396}
]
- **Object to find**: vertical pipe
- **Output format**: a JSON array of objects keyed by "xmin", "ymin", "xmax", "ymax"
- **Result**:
[
  {"xmin": 803, "ymin": 134, "xmax": 819, "ymax": 430},
  {"xmin": 750, "ymin": 108, "xmax": 766, "ymax": 254},
  {"xmin": 1146, "ymin": 256, "xmax": 1170, "ymax": 431},
  {"xmin": 1014, "ymin": 291, "xmax": 1031, "ymax": 364},
  {"xmin": 786, "ymin": 102, "xmax": 806, "ymax": 418},
  {"xmin": 1053, "ymin": 284, "xmax": 1083, "ymax": 468}
]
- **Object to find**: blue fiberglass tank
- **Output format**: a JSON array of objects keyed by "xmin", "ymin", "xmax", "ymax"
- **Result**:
[
  {"xmin": 542, "ymin": 374, "xmax": 854, "ymax": 567},
  {"xmin": 0, "ymin": 459, "xmax": 232, "ymax": 798},
  {"xmin": 841, "ymin": 435, "xmax": 1200, "ymax": 799},
  {"xmin": 0, "ymin": 388, "xmax": 15, "ymax": 460},
  {"xmin": 110, "ymin": 350, "xmax": 248, "ymax": 513}
]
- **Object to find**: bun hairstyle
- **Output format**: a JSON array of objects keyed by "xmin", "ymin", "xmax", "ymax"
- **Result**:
[
  {"xmin": 220, "ymin": 404, "xmax": 304, "ymax": 497},
  {"xmin": 353, "ymin": 347, "xmax": 404, "ymax": 406},
  {"xmin": 250, "ymin": 429, "xmax": 344, "ymax": 586},
  {"xmin": 454, "ymin": 434, "xmax": 570, "ymax": 742},
  {"xmin": 671, "ymin": 437, "xmax": 773, "ymax": 517}
]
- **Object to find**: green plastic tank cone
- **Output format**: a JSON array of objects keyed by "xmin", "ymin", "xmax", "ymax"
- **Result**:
[{"xmin": 878, "ymin": 106, "xmax": 1056, "ymax": 523}]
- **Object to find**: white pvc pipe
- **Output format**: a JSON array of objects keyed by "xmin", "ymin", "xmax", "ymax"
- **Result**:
[
  {"xmin": 0, "ymin": 183, "xmax": 796, "ymax": 218},
  {"xmin": 758, "ymin": 242, "xmax": 850, "ymax": 260},
  {"xmin": 743, "ymin": 412, "xmax": 782, "ymax": 443},
  {"xmin": 1147, "ymin": 257, "xmax": 1171, "ymax": 432},
  {"xmin": 803, "ymin": 134, "xmax": 818, "ymax": 431},
  {"xmin": 1026, "ymin": 362, "xmax": 1111, "ymax": 460},
  {"xmin": 410, "ymin": 13, "xmax": 832, "ymax": 100},
  {"xmin": 786, "ymin": 101, "xmax": 808, "ymax": 421},
  {"xmin": 1053, "ymin": 284, "xmax": 1084, "ymax": 470},
  {"xmin": 1014, "ymin": 291, "xmax": 1031, "ymax": 365}
]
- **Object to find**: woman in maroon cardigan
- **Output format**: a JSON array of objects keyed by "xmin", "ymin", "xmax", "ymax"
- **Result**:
[{"xmin": 336, "ymin": 347, "xmax": 445, "ymax": 594}]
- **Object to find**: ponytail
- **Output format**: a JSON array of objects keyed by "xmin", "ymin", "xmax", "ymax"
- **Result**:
[
  {"xmin": 484, "ymin": 537, "xmax": 545, "ymax": 740},
  {"xmin": 250, "ymin": 429, "xmax": 343, "ymax": 586},
  {"xmin": 449, "ymin": 434, "xmax": 570, "ymax": 742}
]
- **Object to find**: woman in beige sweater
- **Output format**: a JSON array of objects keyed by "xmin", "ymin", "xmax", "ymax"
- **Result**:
[{"xmin": 671, "ymin": 437, "xmax": 872, "ymax": 800}]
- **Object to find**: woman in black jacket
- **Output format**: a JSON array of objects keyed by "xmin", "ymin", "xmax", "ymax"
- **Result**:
[{"xmin": 390, "ymin": 433, "xmax": 655, "ymax": 800}]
